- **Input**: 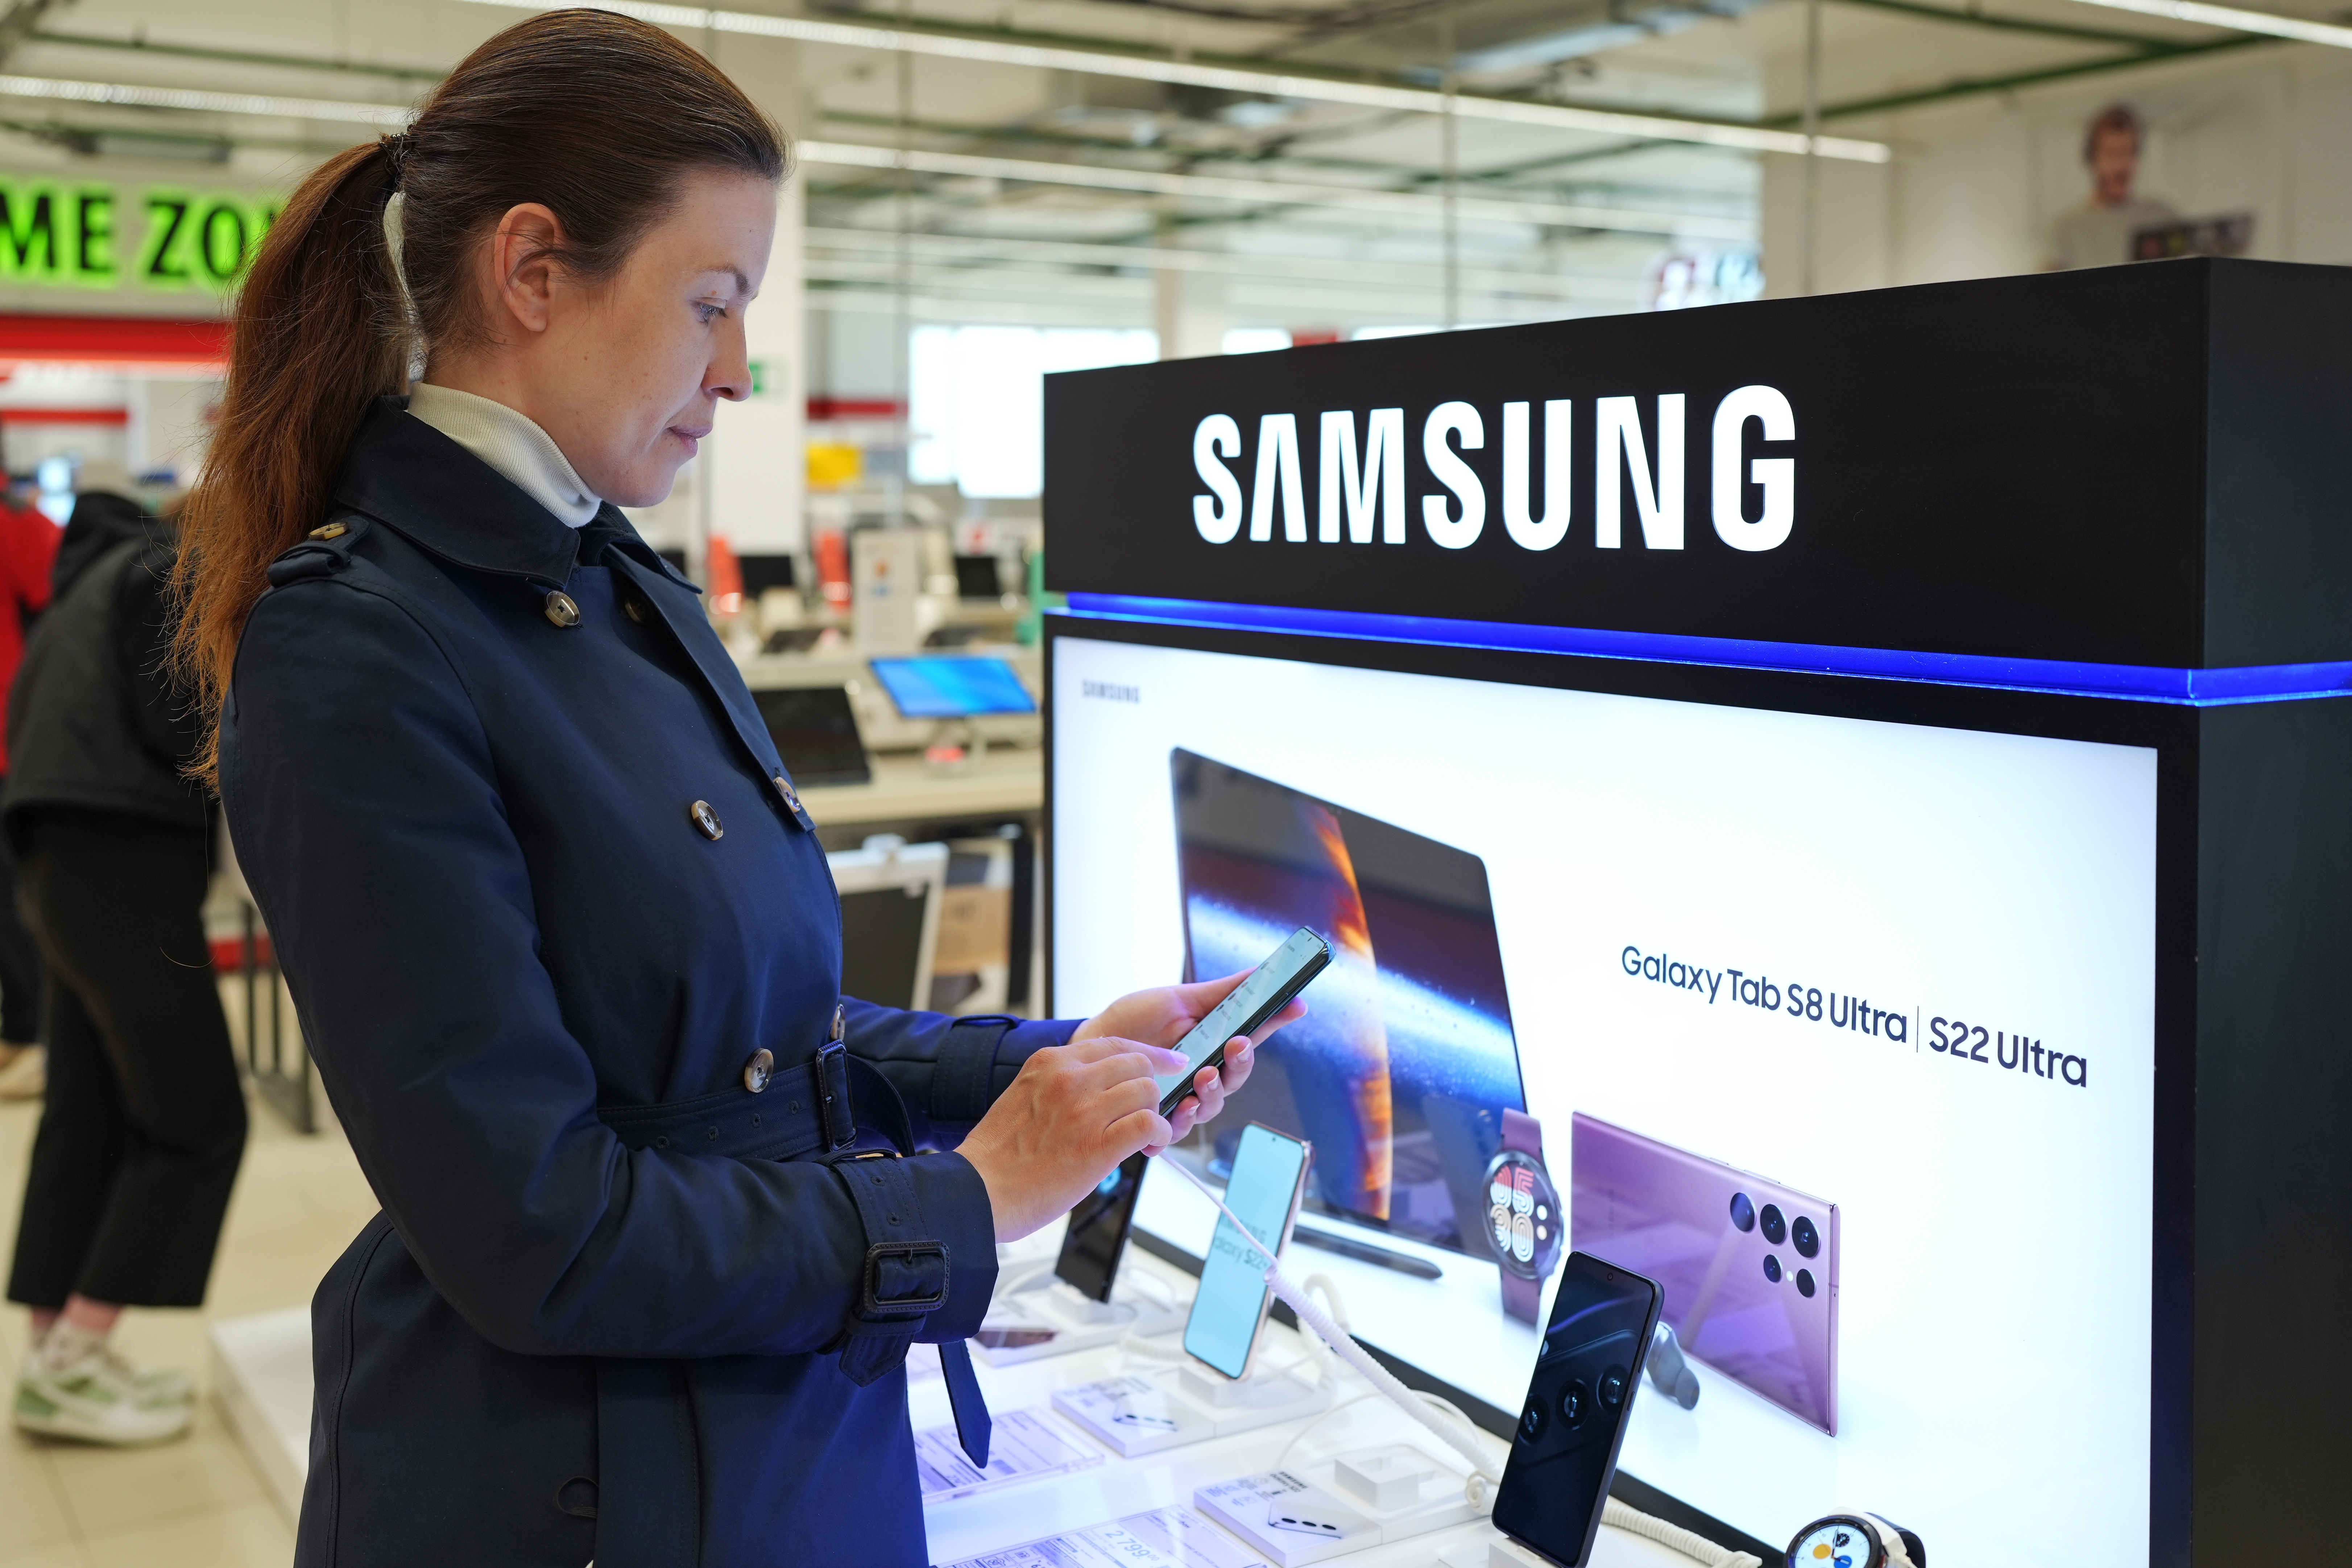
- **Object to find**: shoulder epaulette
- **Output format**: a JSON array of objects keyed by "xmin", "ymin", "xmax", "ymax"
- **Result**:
[{"xmin": 265, "ymin": 514, "xmax": 374, "ymax": 587}]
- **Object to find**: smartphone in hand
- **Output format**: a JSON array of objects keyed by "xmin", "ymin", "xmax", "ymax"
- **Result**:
[{"xmin": 1155, "ymin": 927, "xmax": 1329, "ymax": 1118}]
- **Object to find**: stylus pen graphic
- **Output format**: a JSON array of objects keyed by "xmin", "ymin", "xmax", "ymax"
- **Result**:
[
  {"xmin": 1152, "ymin": 1152, "xmax": 1502, "ymax": 1489},
  {"xmin": 1293, "ymin": 1223, "xmax": 1445, "ymax": 1280}
]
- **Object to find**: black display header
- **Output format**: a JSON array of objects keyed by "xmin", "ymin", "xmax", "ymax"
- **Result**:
[{"xmin": 1043, "ymin": 258, "xmax": 2352, "ymax": 670}]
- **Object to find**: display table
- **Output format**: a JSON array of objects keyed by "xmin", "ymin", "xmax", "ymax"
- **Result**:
[
  {"xmin": 212, "ymin": 1233, "xmax": 1709, "ymax": 1567},
  {"xmin": 800, "ymin": 747, "xmax": 1043, "ymax": 838}
]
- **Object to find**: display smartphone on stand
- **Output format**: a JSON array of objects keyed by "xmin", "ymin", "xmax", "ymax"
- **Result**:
[
  {"xmin": 1055, "ymin": 1153, "xmax": 1147, "ymax": 1303},
  {"xmin": 1154, "ymin": 927, "xmax": 1331, "ymax": 1119},
  {"xmin": 1491, "ymin": 1251, "xmax": 1665, "ymax": 1568},
  {"xmin": 1182, "ymin": 1124, "xmax": 1312, "ymax": 1379}
]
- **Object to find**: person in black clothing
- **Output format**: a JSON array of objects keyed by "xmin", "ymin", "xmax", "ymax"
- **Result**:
[{"xmin": 4, "ymin": 491, "xmax": 244, "ymax": 1445}]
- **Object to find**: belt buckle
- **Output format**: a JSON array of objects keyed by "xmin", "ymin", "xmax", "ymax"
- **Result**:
[{"xmin": 861, "ymin": 1240, "xmax": 951, "ymax": 1317}]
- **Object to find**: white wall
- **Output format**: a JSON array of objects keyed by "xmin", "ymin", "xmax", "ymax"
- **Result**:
[{"xmin": 1763, "ymin": 40, "xmax": 2352, "ymax": 295}]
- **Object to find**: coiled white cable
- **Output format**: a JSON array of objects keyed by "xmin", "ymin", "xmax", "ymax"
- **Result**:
[{"xmin": 1600, "ymin": 1499, "xmax": 1763, "ymax": 1568}]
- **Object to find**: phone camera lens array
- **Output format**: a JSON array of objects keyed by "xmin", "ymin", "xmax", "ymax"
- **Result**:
[{"xmin": 1733, "ymin": 1192, "xmax": 1822, "ymax": 1298}]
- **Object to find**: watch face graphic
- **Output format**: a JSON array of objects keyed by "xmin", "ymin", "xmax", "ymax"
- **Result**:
[
  {"xmin": 1789, "ymin": 1518, "xmax": 1879, "ymax": 1568},
  {"xmin": 1484, "ymin": 1150, "xmax": 1562, "ymax": 1282}
]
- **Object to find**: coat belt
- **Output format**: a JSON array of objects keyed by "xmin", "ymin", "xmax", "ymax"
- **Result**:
[{"xmin": 594, "ymin": 1044, "xmax": 913, "ymax": 1162}]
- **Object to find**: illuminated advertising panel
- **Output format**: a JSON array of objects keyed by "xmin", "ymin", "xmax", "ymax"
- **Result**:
[{"xmin": 1052, "ymin": 630, "xmax": 2154, "ymax": 1560}]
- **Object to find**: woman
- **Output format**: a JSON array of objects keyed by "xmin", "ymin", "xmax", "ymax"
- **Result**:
[
  {"xmin": 174, "ymin": 13, "xmax": 1291, "ymax": 1565},
  {"xmin": 6, "ymin": 488, "xmax": 242, "ymax": 1444}
]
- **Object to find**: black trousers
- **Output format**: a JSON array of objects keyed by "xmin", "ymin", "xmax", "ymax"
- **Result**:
[{"xmin": 6, "ymin": 809, "xmax": 246, "ymax": 1310}]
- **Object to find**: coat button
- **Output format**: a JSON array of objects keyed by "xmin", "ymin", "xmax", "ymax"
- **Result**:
[
  {"xmin": 773, "ymin": 774, "xmax": 801, "ymax": 811},
  {"xmin": 543, "ymin": 590, "xmax": 581, "ymax": 628},
  {"xmin": 624, "ymin": 596, "xmax": 650, "ymax": 625},
  {"xmin": 307, "ymin": 522, "xmax": 347, "ymax": 541},
  {"xmin": 689, "ymin": 800, "xmax": 724, "ymax": 840},
  {"xmin": 743, "ymin": 1049, "xmax": 774, "ymax": 1094}
]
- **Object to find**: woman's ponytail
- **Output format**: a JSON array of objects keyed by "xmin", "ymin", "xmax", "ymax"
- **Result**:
[{"xmin": 171, "ymin": 136, "xmax": 410, "ymax": 786}]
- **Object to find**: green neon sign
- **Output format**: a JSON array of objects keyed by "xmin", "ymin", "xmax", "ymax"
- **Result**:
[{"xmin": 0, "ymin": 175, "xmax": 279, "ymax": 294}]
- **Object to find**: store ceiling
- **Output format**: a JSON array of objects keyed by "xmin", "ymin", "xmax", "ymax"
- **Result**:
[{"xmin": 0, "ymin": 0, "xmax": 2312, "ymax": 329}]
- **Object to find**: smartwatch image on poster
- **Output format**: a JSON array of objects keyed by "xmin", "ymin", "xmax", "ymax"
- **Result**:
[
  {"xmin": 1786, "ymin": 1513, "xmax": 1927, "ymax": 1568},
  {"xmin": 1485, "ymin": 1108, "xmax": 1562, "ymax": 1323}
]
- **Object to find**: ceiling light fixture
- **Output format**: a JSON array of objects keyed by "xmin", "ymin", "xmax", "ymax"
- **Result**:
[
  {"xmin": 799, "ymin": 138, "xmax": 1756, "ymax": 238},
  {"xmin": 803, "ymin": 225, "xmax": 1658, "ymax": 299},
  {"xmin": 0, "ymin": 72, "xmax": 412, "ymax": 124},
  {"xmin": 2054, "ymin": 0, "xmax": 2352, "ymax": 46},
  {"xmin": 456, "ymin": 0, "xmax": 1891, "ymax": 162}
]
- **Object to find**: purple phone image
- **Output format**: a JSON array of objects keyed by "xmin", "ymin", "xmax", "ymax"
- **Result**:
[{"xmin": 1569, "ymin": 1113, "xmax": 1840, "ymax": 1435}]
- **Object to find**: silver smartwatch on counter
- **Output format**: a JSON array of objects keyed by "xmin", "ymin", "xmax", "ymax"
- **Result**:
[
  {"xmin": 1483, "ymin": 1108, "xmax": 1562, "ymax": 1324},
  {"xmin": 1786, "ymin": 1512, "xmax": 1926, "ymax": 1568}
]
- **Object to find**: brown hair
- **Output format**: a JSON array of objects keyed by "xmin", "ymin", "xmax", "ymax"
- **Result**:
[
  {"xmin": 173, "ymin": 8, "xmax": 785, "ymax": 783},
  {"xmin": 2083, "ymin": 104, "xmax": 2143, "ymax": 163}
]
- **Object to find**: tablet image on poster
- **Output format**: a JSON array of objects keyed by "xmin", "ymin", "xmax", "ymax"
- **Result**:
[
  {"xmin": 1052, "ymin": 632, "xmax": 2156, "ymax": 1568},
  {"xmin": 1163, "ymin": 749, "xmax": 1525, "ymax": 1261}
]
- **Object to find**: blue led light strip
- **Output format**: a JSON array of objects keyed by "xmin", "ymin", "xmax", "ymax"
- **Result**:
[{"xmin": 1056, "ymin": 593, "xmax": 2352, "ymax": 707}]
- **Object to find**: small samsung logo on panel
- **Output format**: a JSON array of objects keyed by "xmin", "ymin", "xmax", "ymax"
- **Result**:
[
  {"xmin": 1188, "ymin": 388, "xmax": 1796, "ymax": 555},
  {"xmin": 1082, "ymin": 680, "xmax": 1141, "ymax": 703}
]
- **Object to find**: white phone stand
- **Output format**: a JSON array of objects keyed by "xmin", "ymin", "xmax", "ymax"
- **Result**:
[
  {"xmin": 1054, "ymin": 1348, "xmax": 1332, "ymax": 1456},
  {"xmin": 974, "ymin": 1273, "xmax": 1187, "ymax": 1365}
]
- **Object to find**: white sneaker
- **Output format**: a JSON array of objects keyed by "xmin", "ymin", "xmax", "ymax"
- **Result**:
[
  {"xmin": 14, "ymin": 1347, "xmax": 192, "ymax": 1445},
  {"xmin": 0, "ymin": 1043, "xmax": 41, "ymax": 1101},
  {"xmin": 86, "ymin": 1341, "xmax": 195, "ymax": 1406}
]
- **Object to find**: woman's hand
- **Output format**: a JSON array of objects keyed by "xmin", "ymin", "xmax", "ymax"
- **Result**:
[
  {"xmin": 958, "ymin": 1036, "xmax": 1186, "ymax": 1241},
  {"xmin": 1071, "ymin": 970, "xmax": 1307, "ymax": 1146},
  {"xmin": 958, "ymin": 972, "xmax": 1308, "ymax": 1241}
]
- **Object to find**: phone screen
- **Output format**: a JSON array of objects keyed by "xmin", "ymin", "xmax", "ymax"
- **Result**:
[
  {"xmin": 1491, "ymin": 1252, "xmax": 1665, "ymax": 1568},
  {"xmin": 1183, "ymin": 1124, "xmax": 1310, "ymax": 1379},
  {"xmin": 1055, "ymin": 1153, "xmax": 1147, "ymax": 1302},
  {"xmin": 1155, "ymin": 927, "xmax": 1330, "ymax": 1110}
]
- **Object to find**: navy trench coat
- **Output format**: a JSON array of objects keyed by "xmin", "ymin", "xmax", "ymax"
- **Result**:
[{"xmin": 221, "ymin": 402, "xmax": 1074, "ymax": 1567}]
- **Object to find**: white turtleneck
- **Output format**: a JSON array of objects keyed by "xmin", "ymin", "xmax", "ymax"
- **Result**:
[{"xmin": 406, "ymin": 382, "xmax": 602, "ymax": 528}]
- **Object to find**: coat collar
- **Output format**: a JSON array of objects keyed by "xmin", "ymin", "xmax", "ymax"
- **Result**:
[{"xmin": 334, "ymin": 398, "xmax": 695, "ymax": 591}]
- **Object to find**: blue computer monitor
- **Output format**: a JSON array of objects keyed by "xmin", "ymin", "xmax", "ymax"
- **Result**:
[{"xmin": 869, "ymin": 655, "xmax": 1038, "ymax": 718}]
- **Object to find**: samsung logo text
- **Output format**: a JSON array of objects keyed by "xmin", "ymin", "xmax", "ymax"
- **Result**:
[{"xmin": 1189, "ymin": 388, "xmax": 1795, "ymax": 554}]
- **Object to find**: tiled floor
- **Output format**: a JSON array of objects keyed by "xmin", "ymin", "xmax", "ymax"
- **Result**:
[{"xmin": 0, "ymin": 1081, "xmax": 378, "ymax": 1568}]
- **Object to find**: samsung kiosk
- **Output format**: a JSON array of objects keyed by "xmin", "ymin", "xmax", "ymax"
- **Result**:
[{"xmin": 1040, "ymin": 257, "xmax": 2352, "ymax": 1567}]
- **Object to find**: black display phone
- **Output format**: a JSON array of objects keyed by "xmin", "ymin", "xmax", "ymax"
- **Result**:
[
  {"xmin": 1055, "ymin": 1152, "xmax": 1148, "ymax": 1302},
  {"xmin": 1154, "ymin": 926, "xmax": 1330, "ymax": 1118},
  {"xmin": 1491, "ymin": 1251, "xmax": 1666, "ymax": 1568}
]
